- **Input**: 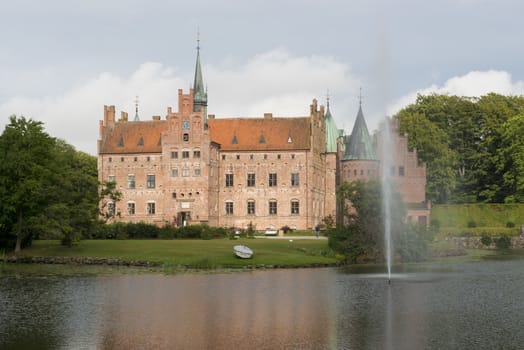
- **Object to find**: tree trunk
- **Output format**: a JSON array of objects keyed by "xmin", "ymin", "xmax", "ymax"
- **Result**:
[{"xmin": 14, "ymin": 210, "xmax": 23, "ymax": 253}]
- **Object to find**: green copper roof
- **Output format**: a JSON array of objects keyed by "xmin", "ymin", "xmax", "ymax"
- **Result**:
[
  {"xmin": 325, "ymin": 105, "xmax": 339, "ymax": 153},
  {"xmin": 343, "ymin": 104, "xmax": 376, "ymax": 160},
  {"xmin": 193, "ymin": 46, "xmax": 207, "ymax": 112}
]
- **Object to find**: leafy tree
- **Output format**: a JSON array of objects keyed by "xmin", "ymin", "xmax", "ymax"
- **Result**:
[
  {"xmin": 397, "ymin": 93, "xmax": 524, "ymax": 204},
  {"xmin": 0, "ymin": 116, "xmax": 120, "ymax": 251},
  {"xmin": 329, "ymin": 180, "xmax": 428, "ymax": 263},
  {"xmin": 0, "ymin": 116, "xmax": 59, "ymax": 252},
  {"xmin": 493, "ymin": 113, "xmax": 524, "ymax": 203},
  {"xmin": 99, "ymin": 180, "xmax": 122, "ymax": 223}
]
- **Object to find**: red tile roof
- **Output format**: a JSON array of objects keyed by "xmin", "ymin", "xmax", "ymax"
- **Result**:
[
  {"xmin": 208, "ymin": 117, "xmax": 311, "ymax": 151},
  {"xmin": 99, "ymin": 120, "xmax": 167, "ymax": 154},
  {"xmin": 99, "ymin": 116, "xmax": 312, "ymax": 154}
]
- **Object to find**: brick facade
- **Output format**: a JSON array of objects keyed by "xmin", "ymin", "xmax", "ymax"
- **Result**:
[{"xmin": 98, "ymin": 49, "xmax": 429, "ymax": 230}]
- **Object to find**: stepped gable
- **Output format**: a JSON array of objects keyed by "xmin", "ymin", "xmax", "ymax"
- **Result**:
[
  {"xmin": 343, "ymin": 104, "xmax": 376, "ymax": 160},
  {"xmin": 208, "ymin": 116, "xmax": 311, "ymax": 151},
  {"xmin": 99, "ymin": 120, "xmax": 167, "ymax": 154}
]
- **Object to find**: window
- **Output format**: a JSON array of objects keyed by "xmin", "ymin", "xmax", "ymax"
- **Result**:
[
  {"xmin": 171, "ymin": 151, "xmax": 178, "ymax": 159},
  {"xmin": 182, "ymin": 151, "xmax": 190, "ymax": 159},
  {"xmin": 264, "ymin": 154, "xmax": 267, "ymax": 160},
  {"xmin": 127, "ymin": 174, "xmax": 135, "ymax": 189},
  {"xmin": 277, "ymin": 154, "xmax": 281, "ymax": 159},
  {"xmin": 147, "ymin": 156, "xmax": 151, "ymax": 162},
  {"xmin": 225, "ymin": 202, "xmax": 233, "ymax": 215},
  {"xmin": 269, "ymin": 173, "xmax": 277, "ymax": 187},
  {"xmin": 291, "ymin": 173, "xmax": 299, "ymax": 186},
  {"xmin": 108, "ymin": 157, "xmax": 112, "ymax": 162},
  {"xmin": 127, "ymin": 202, "xmax": 135, "ymax": 215},
  {"xmin": 147, "ymin": 202, "xmax": 155, "ymax": 215},
  {"xmin": 171, "ymin": 168, "xmax": 178, "ymax": 177},
  {"xmin": 120, "ymin": 157, "xmax": 124, "ymax": 162},
  {"xmin": 269, "ymin": 200, "xmax": 277, "ymax": 215},
  {"xmin": 236, "ymin": 155, "xmax": 240, "ymax": 160},
  {"xmin": 399, "ymin": 166, "xmax": 405, "ymax": 177},
  {"xmin": 182, "ymin": 168, "xmax": 190, "ymax": 177},
  {"xmin": 146, "ymin": 174, "xmax": 155, "ymax": 188},
  {"xmin": 183, "ymin": 133, "xmax": 189, "ymax": 142},
  {"xmin": 291, "ymin": 200, "xmax": 299, "ymax": 215},
  {"xmin": 193, "ymin": 150, "xmax": 201, "ymax": 158},
  {"xmin": 250, "ymin": 154, "xmax": 254, "ymax": 160},
  {"xmin": 108, "ymin": 202, "xmax": 115, "ymax": 216},
  {"xmin": 291, "ymin": 154, "xmax": 295, "ymax": 159},
  {"xmin": 247, "ymin": 200, "xmax": 255, "ymax": 215},
  {"xmin": 226, "ymin": 173, "xmax": 234, "ymax": 187},
  {"xmin": 108, "ymin": 175, "xmax": 116, "ymax": 183},
  {"xmin": 247, "ymin": 173, "xmax": 255, "ymax": 187},
  {"xmin": 194, "ymin": 168, "xmax": 201, "ymax": 176},
  {"xmin": 222, "ymin": 155, "xmax": 226, "ymax": 160},
  {"xmin": 134, "ymin": 157, "xmax": 138, "ymax": 162},
  {"xmin": 182, "ymin": 121, "xmax": 190, "ymax": 130}
]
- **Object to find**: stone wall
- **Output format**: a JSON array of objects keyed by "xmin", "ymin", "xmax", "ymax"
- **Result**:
[{"xmin": 444, "ymin": 235, "xmax": 524, "ymax": 249}]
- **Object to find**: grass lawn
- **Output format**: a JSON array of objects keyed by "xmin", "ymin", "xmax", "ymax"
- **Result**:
[{"xmin": 11, "ymin": 238, "xmax": 339, "ymax": 270}]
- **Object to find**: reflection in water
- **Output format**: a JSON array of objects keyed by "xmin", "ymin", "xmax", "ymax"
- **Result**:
[
  {"xmin": 1, "ymin": 258, "xmax": 524, "ymax": 349},
  {"xmin": 96, "ymin": 269, "xmax": 334, "ymax": 349}
]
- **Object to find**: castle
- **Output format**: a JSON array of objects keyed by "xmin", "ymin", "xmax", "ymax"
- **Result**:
[{"xmin": 98, "ymin": 45, "xmax": 430, "ymax": 230}]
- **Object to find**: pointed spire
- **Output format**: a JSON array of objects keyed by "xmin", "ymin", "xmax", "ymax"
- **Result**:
[
  {"xmin": 134, "ymin": 95, "xmax": 140, "ymax": 121},
  {"xmin": 193, "ymin": 30, "xmax": 207, "ymax": 116},
  {"xmin": 343, "ymin": 97, "xmax": 376, "ymax": 160},
  {"xmin": 324, "ymin": 90, "xmax": 340, "ymax": 153}
]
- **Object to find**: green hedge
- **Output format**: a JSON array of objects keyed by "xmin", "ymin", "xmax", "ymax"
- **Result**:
[{"xmin": 88, "ymin": 222, "xmax": 230, "ymax": 240}]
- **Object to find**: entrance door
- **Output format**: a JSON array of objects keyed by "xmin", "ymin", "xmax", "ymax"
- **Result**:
[{"xmin": 177, "ymin": 211, "xmax": 191, "ymax": 226}]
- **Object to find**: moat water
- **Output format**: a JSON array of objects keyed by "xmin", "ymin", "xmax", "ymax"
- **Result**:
[{"xmin": 1, "ymin": 253, "xmax": 523, "ymax": 350}]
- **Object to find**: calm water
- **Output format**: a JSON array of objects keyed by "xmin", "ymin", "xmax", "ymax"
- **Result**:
[{"xmin": 1, "ymin": 256, "xmax": 523, "ymax": 349}]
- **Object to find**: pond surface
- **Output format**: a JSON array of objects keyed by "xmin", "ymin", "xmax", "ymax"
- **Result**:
[{"xmin": 1, "ymin": 254, "xmax": 523, "ymax": 349}]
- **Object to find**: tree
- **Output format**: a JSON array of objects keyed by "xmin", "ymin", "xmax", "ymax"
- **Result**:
[
  {"xmin": 329, "ymin": 180, "xmax": 427, "ymax": 263},
  {"xmin": 497, "ymin": 113, "xmax": 524, "ymax": 203},
  {"xmin": 0, "ymin": 116, "xmax": 58, "ymax": 252},
  {"xmin": 397, "ymin": 93, "xmax": 524, "ymax": 204},
  {"xmin": 0, "ymin": 116, "xmax": 118, "ymax": 251}
]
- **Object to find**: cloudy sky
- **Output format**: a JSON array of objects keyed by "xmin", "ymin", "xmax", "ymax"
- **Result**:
[{"xmin": 1, "ymin": 0, "xmax": 523, "ymax": 155}]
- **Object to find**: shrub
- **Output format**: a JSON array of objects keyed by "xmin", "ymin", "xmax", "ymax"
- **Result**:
[
  {"xmin": 506, "ymin": 221, "xmax": 515, "ymax": 228},
  {"xmin": 281, "ymin": 225, "xmax": 292, "ymax": 234},
  {"xmin": 494, "ymin": 235, "xmax": 511, "ymax": 249},
  {"xmin": 467, "ymin": 220, "xmax": 477, "ymax": 228},
  {"xmin": 158, "ymin": 226, "xmax": 175, "ymax": 239},
  {"xmin": 480, "ymin": 234, "xmax": 492, "ymax": 246}
]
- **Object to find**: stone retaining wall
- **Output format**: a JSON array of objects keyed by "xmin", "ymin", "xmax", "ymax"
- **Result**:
[
  {"xmin": 444, "ymin": 235, "xmax": 524, "ymax": 249},
  {"xmin": 2, "ymin": 256, "xmax": 160, "ymax": 267}
]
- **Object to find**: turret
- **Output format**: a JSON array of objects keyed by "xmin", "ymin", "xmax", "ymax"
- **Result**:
[{"xmin": 193, "ymin": 34, "xmax": 208, "ymax": 124}]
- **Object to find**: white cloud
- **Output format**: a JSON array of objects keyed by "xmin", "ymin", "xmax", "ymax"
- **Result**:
[
  {"xmin": 0, "ymin": 63, "xmax": 186, "ymax": 155},
  {"xmin": 0, "ymin": 50, "xmax": 360, "ymax": 155},
  {"xmin": 387, "ymin": 70, "xmax": 524, "ymax": 116},
  {"xmin": 207, "ymin": 48, "xmax": 359, "ymax": 117}
]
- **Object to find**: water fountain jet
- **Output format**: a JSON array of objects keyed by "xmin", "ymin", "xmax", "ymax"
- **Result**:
[{"xmin": 381, "ymin": 117, "xmax": 393, "ymax": 283}]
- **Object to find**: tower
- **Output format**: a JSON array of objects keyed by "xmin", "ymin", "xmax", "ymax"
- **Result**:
[{"xmin": 193, "ymin": 33, "xmax": 208, "ymax": 124}]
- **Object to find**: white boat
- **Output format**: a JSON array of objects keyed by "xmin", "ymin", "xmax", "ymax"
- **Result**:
[{"xmin": 234, "ymin": 245, "xmax": 253, "ymax": 259}]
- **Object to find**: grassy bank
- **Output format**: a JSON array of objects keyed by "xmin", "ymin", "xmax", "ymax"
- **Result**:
[
  {"xmin": 6, "ymin": 238, "xmax": 339, "ymax": 270},
  {"xmin": 431, "ymin": 203, "xmax": 524, "ymax": 236}
]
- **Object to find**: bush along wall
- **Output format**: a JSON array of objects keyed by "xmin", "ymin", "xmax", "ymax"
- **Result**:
[{"xmin": 88, "ymin": 222, "xmax": 231, "ymax": 240}]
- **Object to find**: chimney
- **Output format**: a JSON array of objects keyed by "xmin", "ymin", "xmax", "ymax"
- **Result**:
[{"xmin": 264, "ymin": 113, "xmax": 273, "ymax": 119}]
